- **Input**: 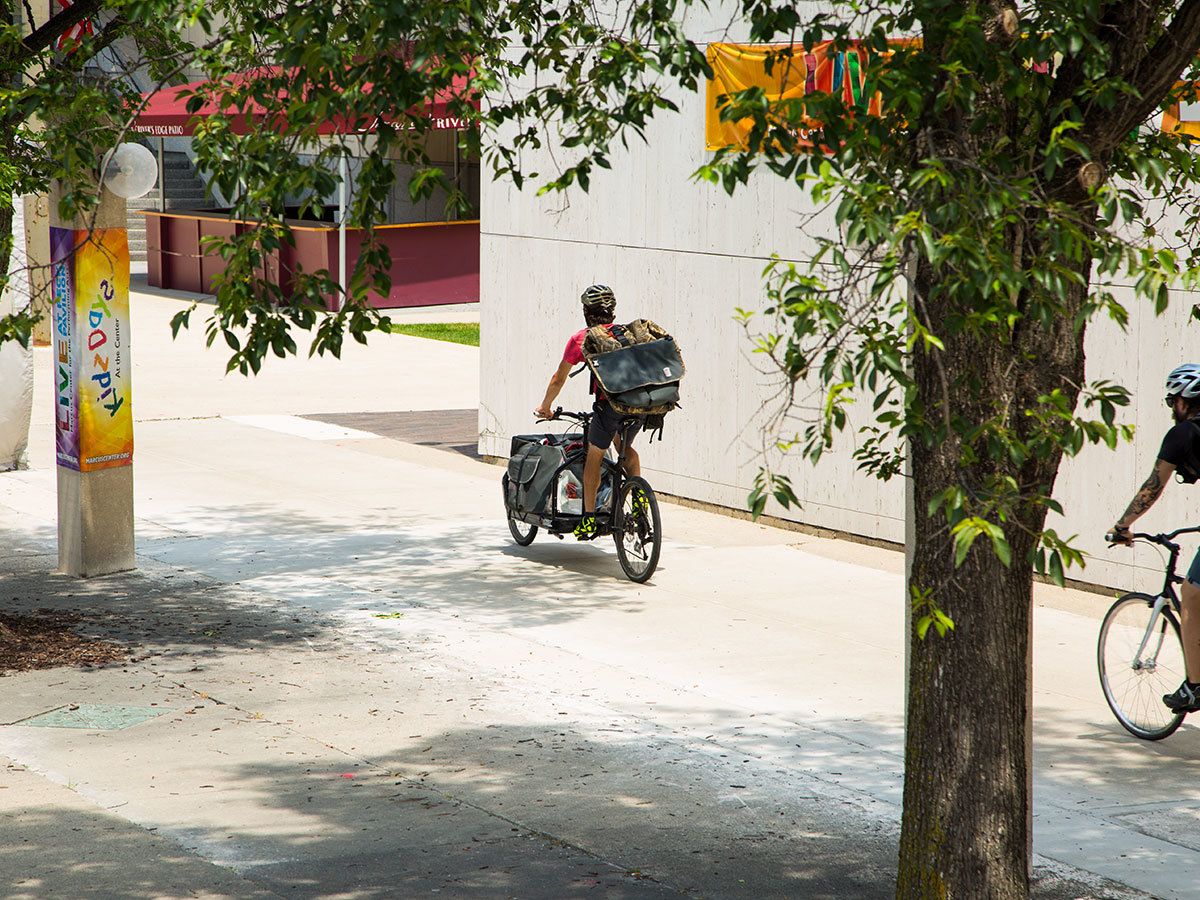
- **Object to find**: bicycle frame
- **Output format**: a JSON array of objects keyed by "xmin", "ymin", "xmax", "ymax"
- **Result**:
[
  {"xmin": 1133, "ymin": 593, "xmax": 1176, "ymax": 671},
  {"xmin": 1122, "ymin": 526, "xmax": 1200, "ymax": 669},
  {"xmin": 535, "ymin": 408, "xmax": 643, "ymax": 533}
]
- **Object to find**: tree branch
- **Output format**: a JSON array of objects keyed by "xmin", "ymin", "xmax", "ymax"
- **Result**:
[
  {"xmin": 1086, "ymin": 0, "xmax": 1200, "ymax": 152},
  {"xmin": 18, "ymin": 0, "xmax": 105, "ymax": 63}
]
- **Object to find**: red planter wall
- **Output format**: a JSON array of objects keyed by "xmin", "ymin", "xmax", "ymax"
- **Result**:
[{"xmin": 143, "ymin": 211, "xmax": 480, "ymax": 308}]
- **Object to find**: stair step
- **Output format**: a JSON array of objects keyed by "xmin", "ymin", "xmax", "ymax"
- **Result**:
[{"xmin": 126, "ymin": 151, "xmax": 212, "ymax": 232}]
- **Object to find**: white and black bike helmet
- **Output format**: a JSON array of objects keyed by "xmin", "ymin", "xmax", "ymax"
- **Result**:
[
  {"xmin": 1166, "ymin": 364, "xmax": 1200, "ymax": 400},
  {"xmin": 581, "ymin": 284, "xmax": 616, "ymax": 313}
]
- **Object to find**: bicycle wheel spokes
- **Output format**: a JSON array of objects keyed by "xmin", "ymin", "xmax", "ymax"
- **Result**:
[
  {"xmin": 1098, "ymin": 593, "xmax": 1186, "ymax": 741},
  {"xmin": 614, "ymin": 477, "xmax": 661, "ymax": 583}
]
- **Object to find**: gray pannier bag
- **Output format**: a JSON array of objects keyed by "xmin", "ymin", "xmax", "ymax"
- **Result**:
[{"xmin": 505, "ymin": 441, "xmax": 565, "ymax": 516}]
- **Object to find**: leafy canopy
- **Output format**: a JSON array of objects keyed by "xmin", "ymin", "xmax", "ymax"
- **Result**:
[
  {"xmin": 1, "ymin": 0, "xmax": 706, "ymax": 371},
  {"xmin": 701, "ymin": 1, "xmax": 1200, "ymax": 589},
  {"xmin": 6, "ymin": 0, "xmax": 1200, "ymax": 588}
]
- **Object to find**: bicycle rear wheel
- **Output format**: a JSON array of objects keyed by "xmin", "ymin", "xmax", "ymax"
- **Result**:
[
  {"xmin": 614, "ymin": 477, "xmax": 661, "ymax": 583},
  {"xmin": 508, "ymin": 515, "xmax": 538, "ymax": 546},
  {"xmin": 1098, "ymin": 592, "xmax": 1186, "ymax": 741}
]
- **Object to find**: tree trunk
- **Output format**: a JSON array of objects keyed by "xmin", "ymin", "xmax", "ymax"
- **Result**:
[
  {"xmin": 0, "ymin": 125, "xmax": 15, "ymax": 297},
  {"xmin": 898, "ymin": 419, "xmax": 1036, "ymax": 897},
  {"xmin": 0, "ymin": 197, "xmax": 14, "ymax": 297},
  {"xmin": 897, "ymin": 239, "xmax": 1092, "ymax": 895}
]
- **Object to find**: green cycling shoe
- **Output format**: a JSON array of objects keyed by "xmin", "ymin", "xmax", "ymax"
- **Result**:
[{"xmin": 574, "ymin": 513, "xmax": 598, "ymax": 541}]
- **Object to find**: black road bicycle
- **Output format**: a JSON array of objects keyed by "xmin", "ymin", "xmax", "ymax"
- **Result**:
[
  {"xmin": 503, "ymin": 407, "xmax": 662, "ymax": 583},
  {"xmin": 1099, "ymin": 527, "xmax": 1200, "ymax": 740}
]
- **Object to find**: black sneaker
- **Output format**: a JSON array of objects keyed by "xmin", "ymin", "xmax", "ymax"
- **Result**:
[
  {"xmin": 574, "ymin": 514, "xmax": 597, "ymax": 541},
  {"xmin": 1163, "ymin": 680, "xmax": 1200, "ymax": 713}
]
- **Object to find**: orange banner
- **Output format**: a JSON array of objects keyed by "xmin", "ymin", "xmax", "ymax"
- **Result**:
[
  {"xmin": 1162, "ymin": 83, "xmax": 1200, "ymax": 140},
  {"xmin": 704, "ymin": 42, "xmax": 884, "ymax": 151}
]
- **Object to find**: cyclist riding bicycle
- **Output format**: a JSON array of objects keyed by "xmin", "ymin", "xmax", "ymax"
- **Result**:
[
  {"xmin": 1111, "ymin": 363, "xmax": 1200, "ymax": 713},
  {"xmin": 534, "ymin": 284, "xmax": 644, "ymax": 541}
]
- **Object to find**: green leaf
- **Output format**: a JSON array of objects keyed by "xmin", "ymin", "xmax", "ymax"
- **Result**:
[{"xmin": 1048, "ymin": 551, "xmax": 1065, "ymax": 587}]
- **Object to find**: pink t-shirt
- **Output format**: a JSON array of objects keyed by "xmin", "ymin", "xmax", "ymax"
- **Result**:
[
  {"xmin": 562, "ymin": 328, "xmax": 587, "ymax": 365},
  {"xmin": 562, "ymin": 325, "xmax": 614, "ymax": 397},
  {"xmin": 562, "ymin": 324, "xmax": 614, "ymax": 365}
]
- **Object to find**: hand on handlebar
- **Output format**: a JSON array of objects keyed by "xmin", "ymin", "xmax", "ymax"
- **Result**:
[
  {"xmin": 534, "ymin": 404, "xmax": 562, "ymax": 422},
  {"xmin": 1107, "ymin": 525, "xmax": 1133, "ymax": 547}
]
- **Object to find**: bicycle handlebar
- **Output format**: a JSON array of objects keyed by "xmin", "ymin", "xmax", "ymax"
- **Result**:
[
  {"xmin": 537, "ymin": 406, "xmax": 641, "ymax": 427},
  {"xmin": 1106, "ymin": 526, "xmax": 1200, "ymax": 550},
  {"xmin": 536, "ymin": 406, "xmax": 589, "ymax": 425}
]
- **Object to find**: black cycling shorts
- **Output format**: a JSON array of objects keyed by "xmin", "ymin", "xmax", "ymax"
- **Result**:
[{"xmin": 587, "ymin": 399, "xmax": 641, "ymax": 450}]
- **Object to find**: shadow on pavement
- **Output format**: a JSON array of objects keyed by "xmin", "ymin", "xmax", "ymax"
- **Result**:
[
  {"xmin": 129, "ymin": 726, "xmax": 899, "ymax": 899},
  {"xmin": 0, "ymin": 804, "xmax": 274, "ymax": 899},
  {"xmin": 126, "ymin": 509, "xmax": 658, "ymax": 628},
  {"xmin": 0, "ymin": 519, "xmax": 1176, "ymax": 899},
  {"xmin": 1, "ymin": 548, "xmax": 340, "ymax": 659}
]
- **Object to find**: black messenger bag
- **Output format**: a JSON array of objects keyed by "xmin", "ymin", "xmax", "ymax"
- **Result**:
[{"xmin": 585, "ymin": 337, "xmax": 684, "ymax": 416}]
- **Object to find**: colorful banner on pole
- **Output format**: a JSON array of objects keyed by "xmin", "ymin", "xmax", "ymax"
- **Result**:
[
  {"xmin": 705, "ymin": 42, "xmax": 885, "ymax": 151},
  {"xmin": 50, "ymin": 227, "xmax": 133, "ymax": 472}
]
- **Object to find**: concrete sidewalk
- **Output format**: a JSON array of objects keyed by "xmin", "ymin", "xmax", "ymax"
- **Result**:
[{"xmin": 0, "ymin": 290, "xmax": 1191, "ymax": 898}]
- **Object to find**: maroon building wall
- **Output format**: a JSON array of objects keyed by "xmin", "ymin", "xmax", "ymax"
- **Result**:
[{"xmin": 143, "ymin": 212, "xmax": 479, "ymax": 308}]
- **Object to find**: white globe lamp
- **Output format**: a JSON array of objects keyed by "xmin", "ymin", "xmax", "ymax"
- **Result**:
[{"xmin": 101, "ymin": 142, "xmax": 158, "ymax": 200}]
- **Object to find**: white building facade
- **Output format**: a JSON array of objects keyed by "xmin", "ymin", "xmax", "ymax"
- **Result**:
[{"xmin": 478, "ymin": 12, "xmax": 1199, "ymax": 592}]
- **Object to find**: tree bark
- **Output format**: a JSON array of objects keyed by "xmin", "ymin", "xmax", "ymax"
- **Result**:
[
  {"xmin": 897, "ymin": 285, "xmax": 1030, "ymax": 897},
  {"xmin": 897, "ymin": 225, "xmax": 1094, "ymax": 897},
  {"xmin": 0, "ymin": 198, "xmax": 12, "ymax": 302}
]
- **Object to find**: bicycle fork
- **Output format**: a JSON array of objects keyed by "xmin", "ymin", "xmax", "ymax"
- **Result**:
[{"xmin": 1133, "ymin": 595, "xmax": 1172, "ymax": 672}]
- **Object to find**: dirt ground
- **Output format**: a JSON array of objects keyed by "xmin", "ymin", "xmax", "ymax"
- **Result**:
[{"xmin": 0, "ymin": 609, "xmax": 126, "ymax": 674}]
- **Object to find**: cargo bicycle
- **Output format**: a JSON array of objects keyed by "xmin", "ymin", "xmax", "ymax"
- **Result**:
[
  {"xmin": 502, "ymin": 407, "xmax": 662, "ymax": 583},
  {"xmin": 1099, "ymin": 526, "xmax": 1200, "ymax": 740}
]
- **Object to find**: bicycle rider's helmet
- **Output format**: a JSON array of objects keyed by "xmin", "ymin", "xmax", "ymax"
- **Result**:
[
  {"xmin": 1166, "ymin": 364, "xmax": 1200, "ymax": 399},
  {"xmin": 581, "ymin": 284, "xmax": 616, "ymax": 314}
]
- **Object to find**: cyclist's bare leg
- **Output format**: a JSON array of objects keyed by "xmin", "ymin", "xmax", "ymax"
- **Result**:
[
  {"xmin": 613, "ymin": 435, "xmax": 640, "ymax": 478},
  {"xmin": 1182, "ymin": 579, "xmax": 1200, "ymax": 681},
  {"xmin": 582, "ymin": 444, "xmax": 604, "ymax": 513}
]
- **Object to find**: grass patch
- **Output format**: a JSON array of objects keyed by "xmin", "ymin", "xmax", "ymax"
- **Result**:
[{"xmin": 387, "ymin": 322, "xmax": 479, "ymax": 346}]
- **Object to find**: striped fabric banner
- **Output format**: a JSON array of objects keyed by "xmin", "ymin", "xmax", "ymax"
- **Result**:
[{"xmin": 705, "ymin": 41, "xmax": 885, "ymax": 150}]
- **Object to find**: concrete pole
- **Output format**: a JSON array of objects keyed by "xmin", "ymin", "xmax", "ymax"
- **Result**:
[
  {"xmin": 338, "ymin": 152, "xmax": 347, "ymax": 310},
  {"xmin": 26, "ymin": 195, "xmax": 53, "ymax": 346},
  {"xmin": 452, "ymin": 131, "xmax": 459, "ymax": 222},
  {"xmin": 50, "ymin": 183, "xmax": 135, "ymax": 577},
  {"xmin": 157, "ymin": 138, "xmax": 165, "ymax": 212},
  {"xmin": 0, "ymin": 193, "xmax": 33, "ymax": 471}
]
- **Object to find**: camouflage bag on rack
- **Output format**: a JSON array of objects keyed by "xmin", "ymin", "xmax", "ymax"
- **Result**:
[{"xmin": 581, "ymin": 318, "xmax": 685, "ymax": 417}]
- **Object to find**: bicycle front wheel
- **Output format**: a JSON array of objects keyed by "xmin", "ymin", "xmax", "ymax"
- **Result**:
[
  {"xmin": 1098, "ymin": 592, "xmax": 1187, "ymax": 741},
  {"xmin": 614, "ymin": 477, "xmax": 661, "ymax": 583}
]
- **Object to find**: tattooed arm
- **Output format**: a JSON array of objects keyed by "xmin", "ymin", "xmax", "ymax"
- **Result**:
[{"xmin": 1111, "ymin": 459, "xmax": 1177, "ymax": 543}]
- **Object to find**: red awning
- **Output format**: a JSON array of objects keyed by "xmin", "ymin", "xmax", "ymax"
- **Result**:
[{"xmin": 131, "ymin": 67, "xmax": 473, "ymax": 138}]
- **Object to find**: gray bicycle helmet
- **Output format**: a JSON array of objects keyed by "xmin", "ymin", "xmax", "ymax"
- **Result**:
[
  {"xmin": 581, "ymin": 284, "xmax": 616, "ymax": 311},
  {"xmin": 1166, "ymin": 364, "xmax": 1200, "ymax": 399}
]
